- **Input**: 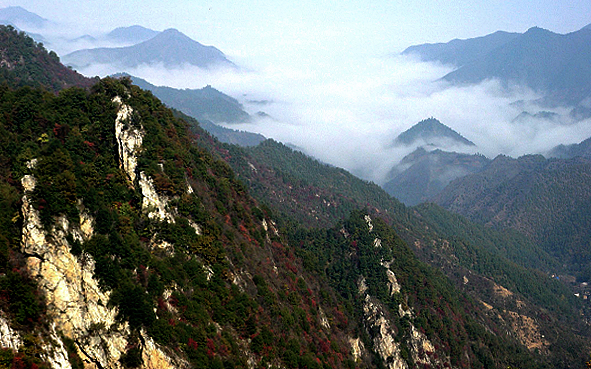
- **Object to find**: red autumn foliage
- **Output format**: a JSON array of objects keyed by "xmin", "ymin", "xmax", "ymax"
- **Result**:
[{"xmin": 188, "ymin": 338, "xmax": 198, "ymax": 350}]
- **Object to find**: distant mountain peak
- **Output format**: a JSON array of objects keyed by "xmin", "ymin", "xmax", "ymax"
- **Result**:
[
  {"xmin": 63, "ymin": 27, "xmax": 235, "ymax": 70},
  {"xmin": 522, "ymin": 26, "xmax": 556, "ymax": 38},
  {"xmin": 106, "ymin": 25, "xmax": 159, "ymax": 44},
  {"xmin": 394, "ymin": 117, "xmax": 476, "ymax": 147},
  {"xmin": 525, "ymin": 26, "xmax": 547, "ymax": 32},
  {"xmin": 161, "ymin": 28, "xmax": 183, "ymax": 35},
  {"xmin": 147, "ymin": 28, "xmax": 194, "ymax": 44},
  {"xmin": 0, "ymin": 6, "xmax": 48, "ymax": 29}
]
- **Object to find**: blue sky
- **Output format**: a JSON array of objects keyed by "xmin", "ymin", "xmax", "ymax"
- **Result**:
[
  {"xmin": 4, "ymin": 0, "xmax": 591, "ymax": 56},
  {"xmin": 2, "ymin": 0, "xmax": 591, "ymax": 183}
]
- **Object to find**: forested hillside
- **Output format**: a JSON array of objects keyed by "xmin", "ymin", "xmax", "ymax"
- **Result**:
[
  {"xmin": 0, "ymin": 25, "xmax": 589, "ymax": 369},
  {"xmin": 186, "ymin": 131, "xmax": 590, "ymax": 367},
  {"xmin": 434, "ymin": 153, "xmax": 591, "ymax": 281},
  {"xmin": 0, "ymin": 25, "xmax": 95, "ymax": 91}
]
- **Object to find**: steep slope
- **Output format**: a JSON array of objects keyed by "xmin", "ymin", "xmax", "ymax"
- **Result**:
[
  {"xmin": 383, "ymin": 148, "xmax": 490, "ymax": 206},
  {"xmin": 0, "ymin": 44, "xmax": 556, "ymax": 367},
  {"xmin": 0, "ymin": 77, "xmax": 384, "ymax": 369},
  {"xmin": 0, "ymin": 25, "xmax": 95, "ymax": 91},
  {"xmin": 2, "ymin": 28, "xmax": 589, "ymax": 369},
  {"xmin": 402, "ymin": 30, "xmax": 520, "ymax": 67},
  {"xmin": 0, "ymin": 63, "xmax": 557, "ymax": 369},
  {"xmin": 393, "ymin": 118, "xmax": 475, "ymax": 148},
  {"xmin": 106, "ymin": 25, "xmax": 159, "ymax": 45},
  {"xmin": 63, "ymin": 28, "xmax": 234, "ymax": 70},
  {"xmin": 292, "ymin": 211, "xmax": 553, "ymax": 369},
  {"xmin": 442, "ymin": 26, "xmax": 591, "ymax": 106},
  {"xmin": 195, "ymin": 137, "xmax": 590, "ymax": 367}
]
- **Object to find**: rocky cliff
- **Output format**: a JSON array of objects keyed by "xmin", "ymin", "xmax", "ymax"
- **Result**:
[{"xmin": 16, "ymin": 95, "xmax": 186, "ymax": 369}]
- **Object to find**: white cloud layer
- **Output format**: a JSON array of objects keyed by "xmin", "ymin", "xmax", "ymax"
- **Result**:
[{"xmin": 73, "ymin": 51, "xmax": 591, "ymax": 185}]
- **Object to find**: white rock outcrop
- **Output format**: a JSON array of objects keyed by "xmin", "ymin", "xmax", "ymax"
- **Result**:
[
  {"xmin": 357, "ymin": 277, "xmax": 408, "ymax": 369},
  {"xmin": 409, "ymin": 324, "xmax": 438, "ymax": 367},
  {"xmin": 113, "ymin": 96, "xmax": 182, "ymax": 228},
  {"xmin": 385, "ymin": 269, "xmax": 401, "ymax": 295},
  {"xmin": 318, "ymin": 306, "xmax": 331, "ymax": 330},
  {"xmin": 114, "ymin": 96, "xmax": 143, "ymax": 184},
  {"xmin": 364, "ymin": 215, "xmax": 374, "ymax": 232},
  {"xmin": 348, "ymin": 337, "xmax": 365, "ymax": 362},
  {"xmin": 381, "ymin": 260, "xmax": 401, "ymax": 295},
  {"xmin": 0, "ymin": 311, "xmax": 21, "ymax": 350},
  {"xmin": 21, "ymin": 173, "xmax": 128, "ymax": 368},
  {"xmin": 18, "ymin": 99, "xmax": 188, "ymax": 368},
  {"xmin": 362, "ymin": 295, "xmax": 408, "ymax": 369},
  {"xmin": 139, "ymin": 172, "xmax": 175, "ymax": 223}
]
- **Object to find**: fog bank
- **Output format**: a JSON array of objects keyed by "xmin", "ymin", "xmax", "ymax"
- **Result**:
[{"xmin": 73, "ymin": 51, "xmax": 591, "ymax": 184}]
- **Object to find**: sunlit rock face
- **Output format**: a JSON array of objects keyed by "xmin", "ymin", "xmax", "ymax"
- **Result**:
[
  {"xmin": 113, "ymin": 96, "xmax": 179, "ymax": 226},
  {"xmin": 0, "ymin": 311, "xmax": 21, "ymax": 351},
  {"xmin": 354, "ymin": 215, "xmax": 444, "ymax": 369},
  {"xmin": 21, "ymin": 171, "xmax": 126, "ymax": 368},
  {"xmin": 21, "ymin": 194, "xmax": 183, "ymax": 368},
  {"xmin": 114, "ymin": 96, "xmax": 143, "ymax": 185},
  {"xmin": 15, "ymin": 98, "xmax": 187, "ymax": 368},
  {"xmin": 138, "ymin": 171, "xmax": 175, "ymax": 223},
  {"xmin": 356, "ymin": 276, "xmax": 407, "ymax": 369}
]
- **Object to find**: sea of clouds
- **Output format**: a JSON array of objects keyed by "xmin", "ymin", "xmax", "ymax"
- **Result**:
[{"xmin": 46, "ymin": 28, "xmax": 591, "ymax": 185}]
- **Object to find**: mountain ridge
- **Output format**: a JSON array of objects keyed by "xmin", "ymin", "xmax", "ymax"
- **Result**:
[
  {"xmin": 393, "ymin": 117, "xmax": 476, "ymax": 147},
  {"xmin": 402, "ymin": 30, "xmax": 520, "ymax": 67},
  {"xmin": 0, "ymin": 6, "xmax": 48, "ymax": 29},
  {"xmin": 0, "ymin": 17, "xmax": 589, "ymax": 369},
  {"xmin": 63, "ymin": 28, "xmax": 234, "ymax": 70},
  {"xmin": 106, "ymin": 25, "xmax": 160, "ymax": 44},
  {"xmin": 404, "ymin": 25, "xmax": 591, "ymax": 108},
  {"xmin": 433, "ymin": 153, "xmax": 591, "ymax": 282},
  {"xmin": 383, "ymin": 148, "xmax": 489, "ymax": 206}
]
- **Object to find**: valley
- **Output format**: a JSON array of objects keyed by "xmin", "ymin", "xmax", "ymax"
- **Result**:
[{"xmin": 0, "ymin": 4, "xmax": 590, "ymax": 368}]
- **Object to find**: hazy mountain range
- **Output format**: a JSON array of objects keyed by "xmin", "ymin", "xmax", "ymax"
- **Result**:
[
  {"xmin": 0, "ymin": 22, "xmax": 591, "ymax": 368},
  {"xmin": 1, "ymin": 10, "xmax": 591, "ymax": 368},
  {"xmin": 548, "ymin": 136, "xmax": 591, "ymax": 159},
  {"xmin": 114, "ymin": 73, "xmax": 266, "ymax": 147},
  {"xmin": 62, "ymin": 28, "xmax": 235, "ymax": 69},
  {"xmin": 404, "ymin": 24, "xmax": 591, "ymax": 109},
  {"xmin": 0, "ymin": 6, "xmax": 48, "ymax": 29}
]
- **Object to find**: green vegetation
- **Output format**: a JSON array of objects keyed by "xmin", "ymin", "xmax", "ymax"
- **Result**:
[
  {"xmin": 0, "ymin": 30, "xmax": 589, "ymax": 368},
  {"xmin": 186, "ymin": 129, "xmax": 590, "ymax": 367},
  {"xmin": 434, "ymin": 154, "xmax": 591, "ymax": 281},
  {"xmin": 0, "ymin": 25, "xmax": 94, "ymax": 92},
  {"xmin": 291, "ymin": 211, "xmax": 550, "ymax": 369},
  {"xmin": 0, "ymin": 76, "xmax": 365, "ymax": 368}
]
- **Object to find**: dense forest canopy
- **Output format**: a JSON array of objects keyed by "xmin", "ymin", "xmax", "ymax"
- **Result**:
[{"xmin": 0, "ymin": 23, "xmax": 588, "ymax": 369}]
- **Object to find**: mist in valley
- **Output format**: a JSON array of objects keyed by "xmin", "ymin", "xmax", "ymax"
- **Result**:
[
  {"xmin": 9, "ymin": 1, "xmax": 591, "ymax": 185},
  {"xmin": 70, "ymin": 50, "xmax": 591, "ymax": 185}
]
